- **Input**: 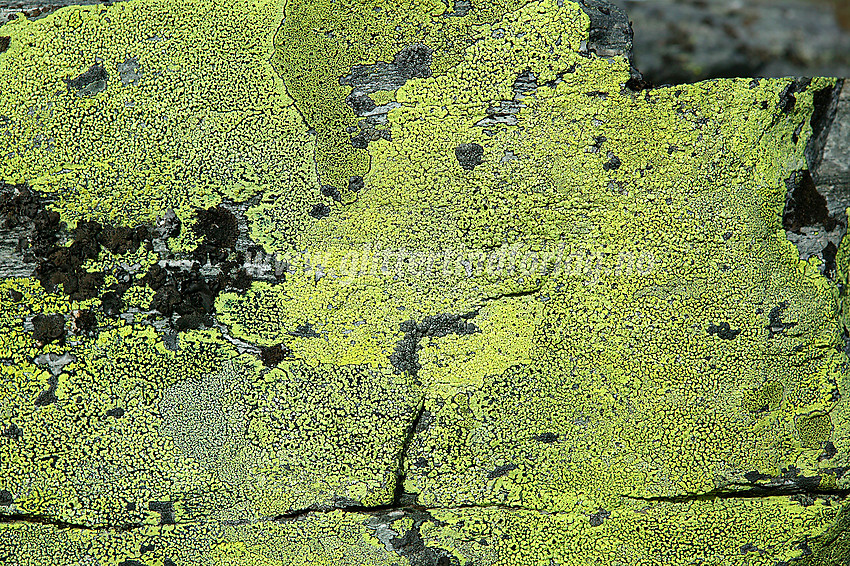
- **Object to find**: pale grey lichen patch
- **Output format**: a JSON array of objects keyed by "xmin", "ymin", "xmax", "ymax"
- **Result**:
[{"xmin": 117, "ymin": 56, "xmax": 142, "ymax": 85}]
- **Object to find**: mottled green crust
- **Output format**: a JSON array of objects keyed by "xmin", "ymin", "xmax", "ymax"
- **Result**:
[{"xmin": 1, "ymin": 0, "xmax": 850, "ymax": 564}]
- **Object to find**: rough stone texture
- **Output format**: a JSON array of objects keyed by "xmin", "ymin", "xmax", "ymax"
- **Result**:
[
  {"xmin": 609, "ymin": 0, "xmax": 850, "ymax": 85},
  {"xmin": 0, "ymin": 0, "xmax": 849, "ymax": 565}
]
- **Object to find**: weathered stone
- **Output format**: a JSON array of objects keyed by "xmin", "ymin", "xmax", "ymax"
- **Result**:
[{"xmin": 0, "ymin": 0, "xmax": 849, "ymax": 564}]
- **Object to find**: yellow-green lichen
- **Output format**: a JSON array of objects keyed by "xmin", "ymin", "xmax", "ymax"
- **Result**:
[{"xmin": 1, "ymin": 0, "xmax": 850, "ymax": 563}]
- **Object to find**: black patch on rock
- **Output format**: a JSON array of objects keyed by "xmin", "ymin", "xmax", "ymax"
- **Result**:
[
  {"xmin": 777, "ymin": 78, "xmax": 812, "ymax": 115},
  {"xmin": 390, "ymin": 312, "xmax": 479, "ymax": 376},
  {"xmin": 782, "ymin": 170, "xmax": 834, "ymax": 233},
  {"xmin": 117, "ymin": 560, "xmax": 146, "ymax": 566},
  {"xmin": 100, "ymin": 291, "xmax": 124, "ymax": 316},
  {"xmin": 71, "ymin": 309, "xmax": 98, "ymax": 336},
  {"xmin": 321, "ymin": 185, "xmax": 342, "ymax": 202},
  {"xmin": 534, "ymin": 432, "xmax": 559, "ymax": 443},
  {"xmin": 176, "ymin": 312, "xmax": 211, "ymax": 331},
  {"xmin": 602, "ymin": 153, "xmax": 621, "ymax": 171},
  {"xmin": 740, "ymin": 543, "xmax": 762, "ymax": 555},
  {"xmin": 7, "ymin": 289, "xmax": 23, "ymax": 302},
  {"xmin": 348, "ymin": 176, "xmax": 365, "ymax": 192},
  {"xmin": 1, "ymin": 423, "xmax": 22, "ymax": 441},
  {"xmin": 822, "ymin": 241, "xmax": 838, "ymax": 280},
  {"xmin": 707, "ymin": 321, "xmax": 740, "ymax": 340},
  {"xmin": 290, "ymin": 323, "xmax": 320, "ymax": 338},
  {"xmin": 0, "ymin": 490, "xmax": 12, "ymax": 505},
  {"xmin": 766, "ymin": 302, "xmax": 797, "ymax": 338},
  {"xmin": 393, "ymin": 43, "xmax": 433, "ymax": 79},
  {"xmin": 192, "ymin": 206, "xmax": 238, "ymax": 265},
  {"xmin": 140, "ymin": 543, "xmax": 155, "ymax": 554},
  {"xmin": 65, "ymin": 64, "xmax": 108, "ymax": 96},
  {"xmin": 148, "ymin": 501, "xmax": 175, "ymax": 525},
  {"xmin": 487, "ymin": 464, "xmax": 517, "ymax": 479},
  {"xmin": 105, "ymin": 407, "xmax": 125, "ymax": 418},
  {"xmin": 32, "ymin": 313, "xmax": 65, "ymax": 347},
  {"xmin": 260, "ymin": 343, "xmax": 292, "ymax": 367},
  {"xmin": 455, "ymin": 143, "xmax": 484, "ymax": 170},
  {"xmin": 0, "ymin": 36, "xmax": 10, "ymax": 54},
  {"xmin": 625, "ymin": 76, "xmax": 653, "ymax": 91},
  {"xmin": 589, "ymin": 508, "xmax": 610, "ymax": 527},
  {"xmin": 744, "ymin": 470, "xmax": 772, "ymax": 482},
  {"xmin": 0, "ymin": 184, "xmax": 42, "ymax": 229},
  {"xmin": 818, "ymin": 441, "xmax": 837, "ymax": 462},
  {"xmin": 34, "ymin": 375, "xmax": 58, "ymax": 407},
  {"xmin": 101, "ymin": 225, "xmax": 149, "ymax": 255},
  {"xmin": 309, "ymin": 203, "xmax": 330, "ymax": 219}
]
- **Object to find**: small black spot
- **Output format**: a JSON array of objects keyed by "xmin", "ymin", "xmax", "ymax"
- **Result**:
[
  {"xmin": 0, "ymin": 36, "xmax": 10, "ymax": 54},
  {"xmin": 117, "ymin": 561, "xmax": 146, "ymax": 566},
  {"xmin": 126, "ymin": 501, "xmax": 136, "ymax": 511},
  {"xmin": 0, "ymin": 490, "xmax": 12, "ymax": 505},
  {"xmin": 722, "ymin": 231, "xmax": 733, "ymax": 241},
  {"xmin": 140, "ymin": 543, "xmax": 155, "ymax": 554},
  {"xmin": 348, "ymin": 176, "xmax": 364, "ymax": 192},
  {"xmin": 260, "ymin": 343, "xmax": 292, "ymax": 367},
  {"xmin": 455, "ymin": 143, "xmax": 484, "ymax": 170},
  {"xmin": 534, "ymin": 432, "xmax": 559, "ymax": 443},
  {"xmin": 740, "ymin": 543, "xmax": 761, "ymax": 554},
  {"xmin": 321, "ymin": 185, "xmax": 342, "ymax": 202},
  {"xmin": 791, "ymin": 122, "xmax": 803, "ymax": 145},
  {"xmin": 818, "ymin": 441, "xmax": 837, "ymax": 462},
  {"xmin": 589, "ymin": 508, "xmax": 610, "ymax": 527},
  {"xmin": 65, "ymin": 64, "xmax": 108, "ymax": 95},
  {"xmin": 413, "ymin": 457, "xmax": 429, "ymax": 468},
  {"xmin": 8, "ymin": 289, "xmax": 22, "ymax": 302},
  {"xmin": 309, "ymin": 203, "xmax": 330, "ymax": 219},
  {"xmin": 32, "ymin": 314, "xmax": 65, "ymax": 347},
  {"xmin": 163, "ymin": 560, "xmax": 176, "ymax": 566},
  {"xmin": 148, "ymin": 501, "xmax": 175, "ymax": 525},
  {"xmin": 34, "ymin": 376, "xmax": 58, "ymax": 407},
  {"xmin": 487, "ymin": 463, "xmax": 517, "ymax": 479},
  {"xmin": 1, "ymin": 423, "xmax": 22, "ymax": 441},
  {"xmin": 707, "ymin": 321, "xmax": 741, "ymax": 340},
  {"xmin": 105, "ymin": 407, "xmax": 125, "ymax": 418},
  {"xmin": 602, "ymin": 153, "xmax": 621, "ymax": 171},
  {"xmin": 766, "ymin": 302, "xmax": 797, "ymax": 338}
]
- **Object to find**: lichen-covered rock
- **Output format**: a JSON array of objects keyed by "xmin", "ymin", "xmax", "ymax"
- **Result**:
[{"xmin": 0, "ymin": 0, "xmax": 848, "ymax": 564}]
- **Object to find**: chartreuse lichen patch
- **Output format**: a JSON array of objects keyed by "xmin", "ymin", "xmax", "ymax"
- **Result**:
[{"xmin": 2, "ymin": 0, "xmax": 850, "ymax": 564}]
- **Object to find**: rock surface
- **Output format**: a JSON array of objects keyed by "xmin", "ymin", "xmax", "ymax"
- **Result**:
[{"xmin": 0, "ymin": 0, "xmax": 849, "ymax": 564}]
